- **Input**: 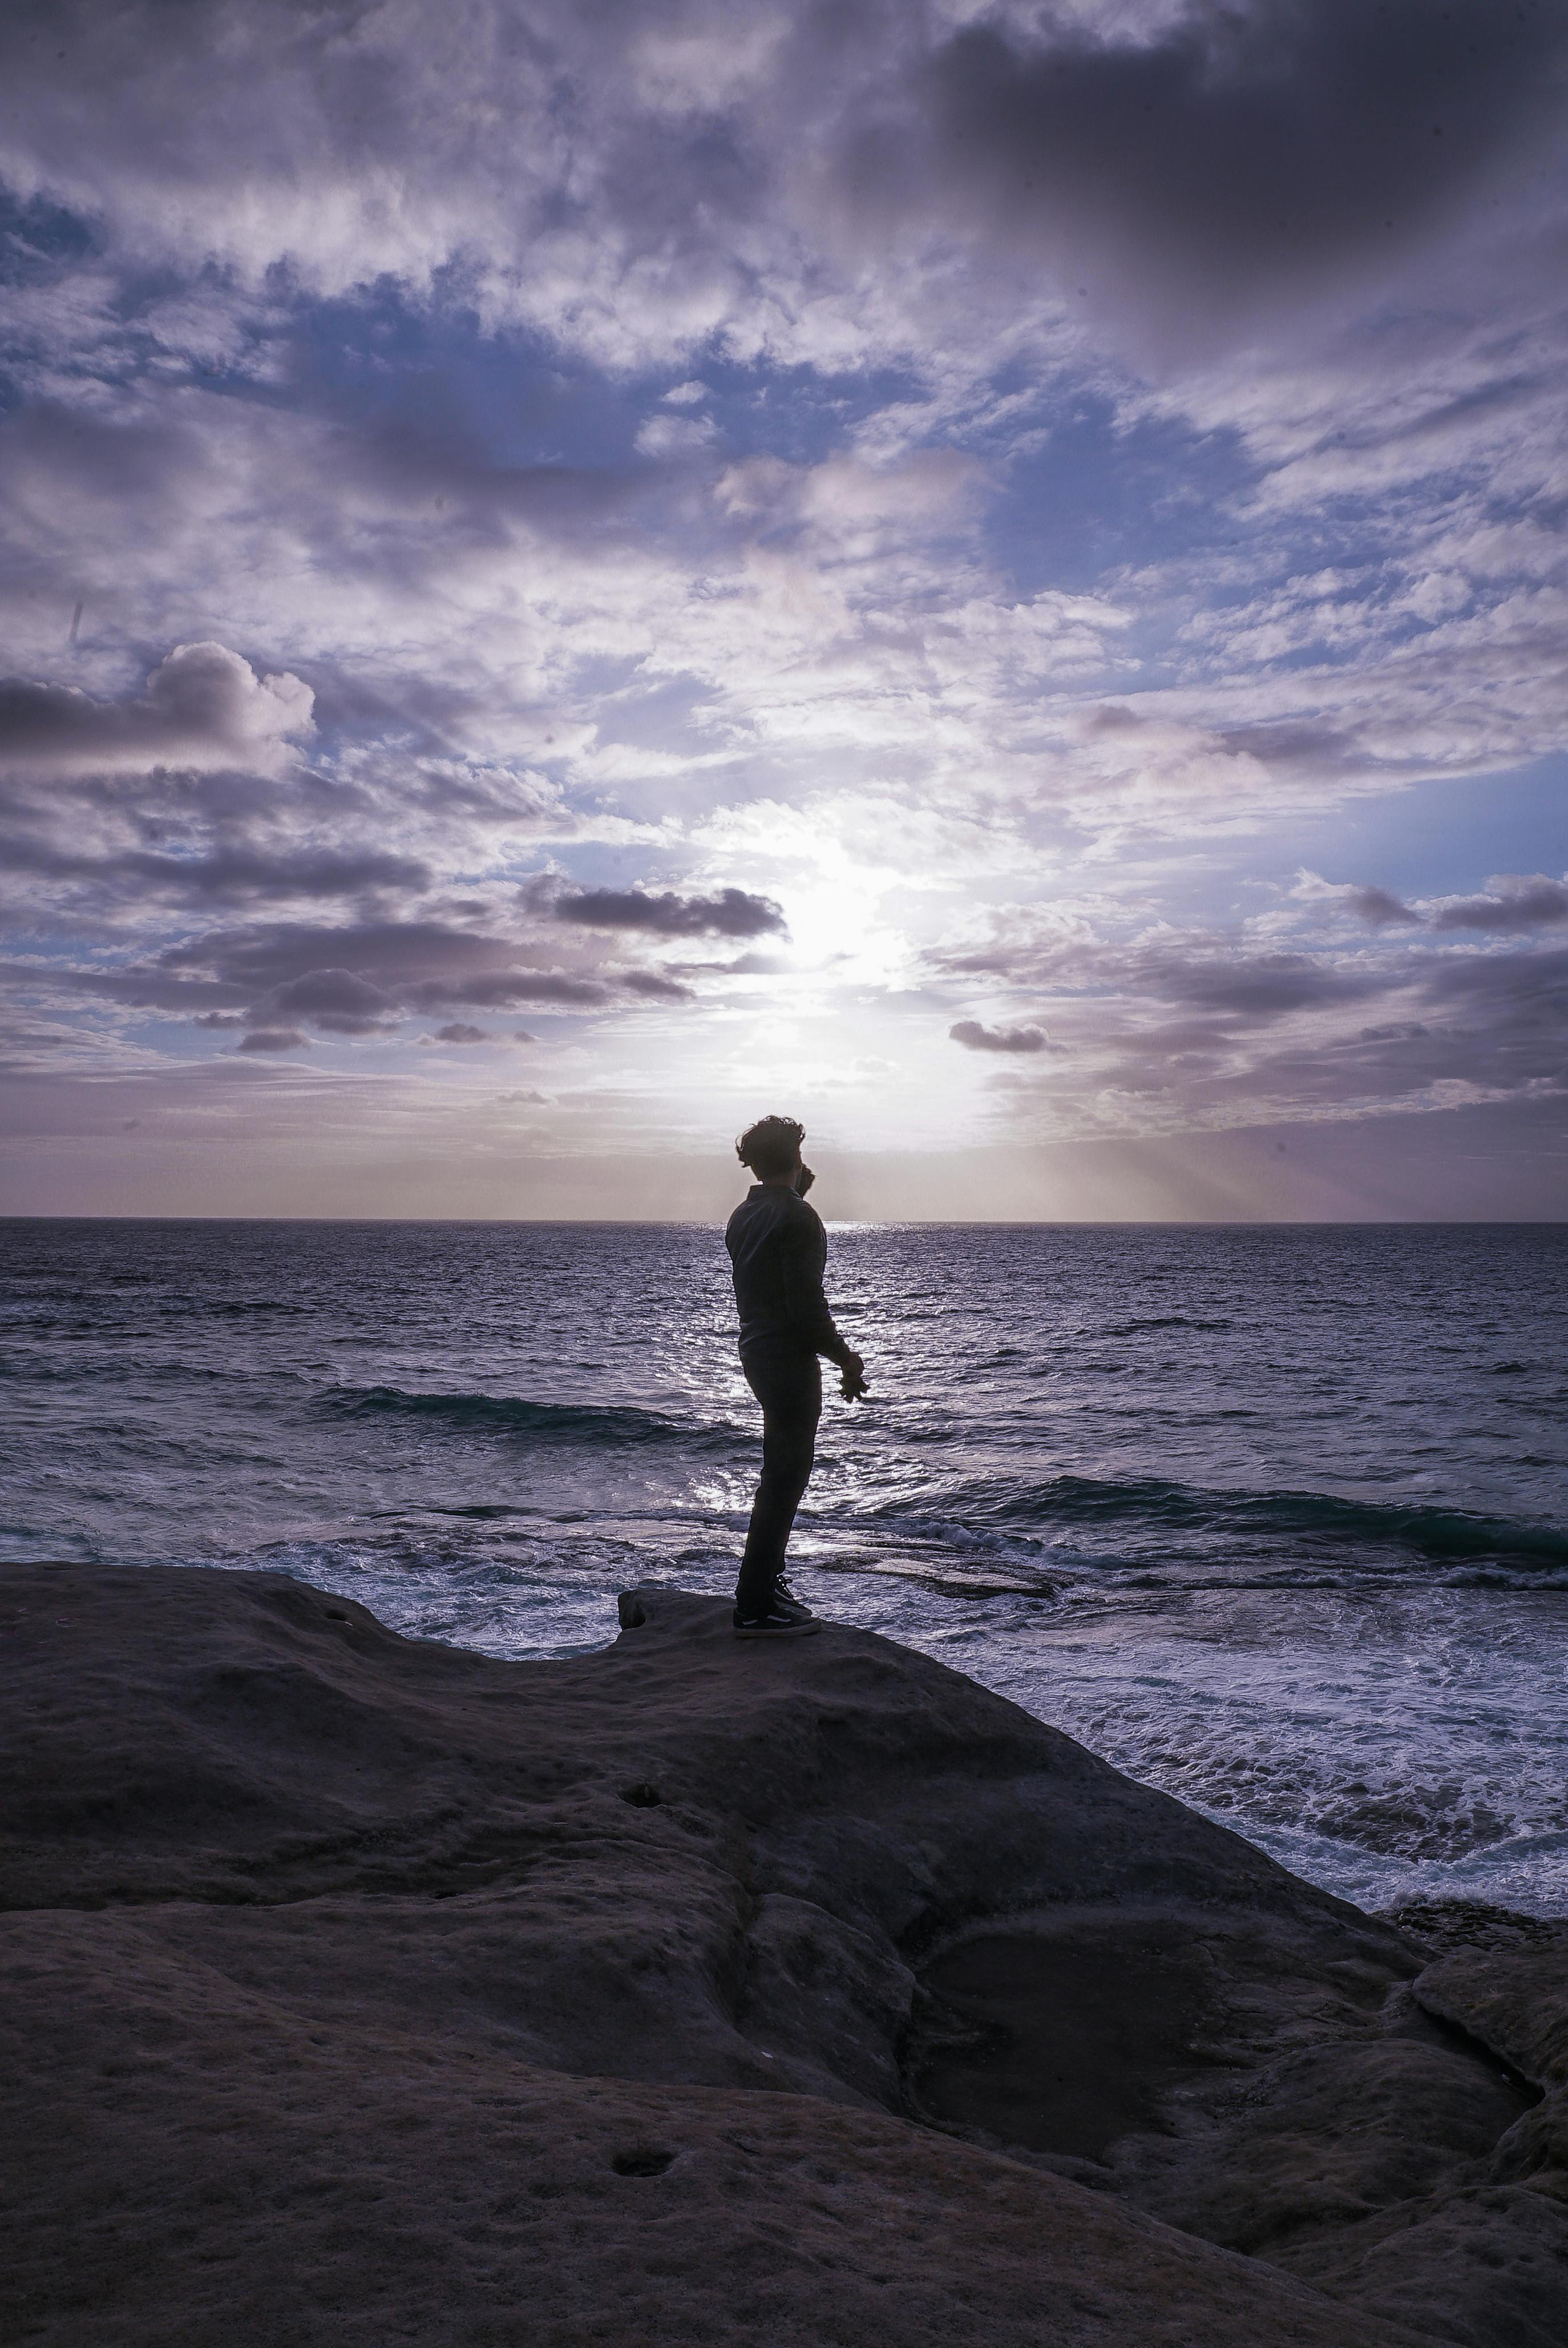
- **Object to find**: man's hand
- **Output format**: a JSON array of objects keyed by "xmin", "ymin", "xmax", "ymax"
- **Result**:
[{"xmin": 839, "ymin": 1350, "xmax": 867, "ymax": 1402}]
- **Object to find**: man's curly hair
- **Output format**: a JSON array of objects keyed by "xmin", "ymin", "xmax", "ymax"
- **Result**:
[{"xmin": 735, "ymin": 1114, "xmax": 804, "ymax": 1179}]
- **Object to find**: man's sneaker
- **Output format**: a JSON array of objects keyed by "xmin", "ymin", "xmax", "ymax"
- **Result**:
[
  {"xmin": 772, "ymin": 1579, "xmax": 814, "ymax": 1616},
  {"xmin": 732, "ymin": 1591, "xmax": 821, "ymax": 1637}
]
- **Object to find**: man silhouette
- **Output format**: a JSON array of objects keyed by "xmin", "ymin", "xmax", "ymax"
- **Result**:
[{"xmin": 725, "ymin": 1115, "xmax": 866, "ymax": 1636}]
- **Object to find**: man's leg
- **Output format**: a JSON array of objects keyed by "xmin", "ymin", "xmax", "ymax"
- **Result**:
[{"xmin": 735, "ymin": 1344, "xmax": 821, "ymax": 1616}]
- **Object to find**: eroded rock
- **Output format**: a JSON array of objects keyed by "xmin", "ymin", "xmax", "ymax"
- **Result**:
[{"xmin": 2, "ymin": 1562, "xmax": 1562, "ymax": 2347}]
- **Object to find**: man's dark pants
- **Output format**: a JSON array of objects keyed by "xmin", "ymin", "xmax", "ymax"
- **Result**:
[{"xmin": 735, "ymin": 1336, "xmax": 821, "ymax": 1615}]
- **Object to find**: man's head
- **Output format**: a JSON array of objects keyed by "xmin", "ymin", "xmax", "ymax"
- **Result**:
[{"xmin": 736, "ymin": 1114, "xmax": 804, "ymax": 1181}]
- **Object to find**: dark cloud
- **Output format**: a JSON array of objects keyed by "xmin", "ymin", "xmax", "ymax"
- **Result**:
[
  {"xmin": 27, "ymin": 920, "xmax": 699, "ymax": 1031},
  {"xmin": 154, "ymin": 915, "xmax": 696, "ymax": 1013},
  {"xmin": 118, "ymin": 844, "xmax": 428, "ymax": 906},
  {"xmin": 247, "ymin": 969, "xmax": 399, "ymax": 1035},
  {"xmin": 1214, "ymin": 720, "xmax": 1361, "ymax": 772},
  {"xmin": 932, "ymin": 930, "xmax": 1390, "ymax": 1020},
  {"xmin": 892, "ymin": 0, "xmax": 1568, "ymax": 312},
  {"xmin": 1348, "ymin": 885, "xmax": 1421, "ymax": 927},
  {"xmin": 1219, "ymin": 946, "xmax": 1568, "ymax": 1104},
  {"xmin": 1426, "ymin": 943, "xmax": 1568, "ymax": 1019},
  {"xmin": 1132, "ymin": 951, "xmax": 1377, "ymax": 1017},
  {"xmin": 1433, "ymin": 878, "xmax": 1568, "ymax": 931},
  {"xmin": 157, "ymin": 921, "xmax": 582, "ymax": 1000},
  {"xmin": 619, "ymin": 969, "xmax": 695, "ymax": 1000},
  {"xmin": 552, "ymin": 885, "xmax": 785, "ymax": 938},
  {"xmin": 0, "ymin": 644, "xmax": 313, "ymax": 774},
  {"xmin": 1307, "ymin": 951, "xmax": 1568, "ymax": 1096},
  {"xmin": 235, "ymin": 1026, "xmax": 308, "ymax": 1053},
  {"xmin": 0, "ymin": 961, "xmax": 246, "ymax": 1014},
  {"xmin": 404, "ymin": 971, "xmax": 612, "ymax": 1009},
  {"xmin": 430, "ymin": 1023, "xmax": 488, "ymax": 1044},
  {"xmin": 1335, "ymin": 876, "xmax": 1568, "ymax": 931},
  {"xmin": 949, "ymin": 1018, "xmax": 1050, "ymax": 1054}
]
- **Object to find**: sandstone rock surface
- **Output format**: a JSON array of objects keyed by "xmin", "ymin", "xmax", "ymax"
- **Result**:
[{"xmin": 2, "ymin": 1562, "xmax": 1564, "ymax": 2346}]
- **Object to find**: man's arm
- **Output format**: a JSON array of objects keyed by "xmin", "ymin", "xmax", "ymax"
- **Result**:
[{"xmin": 779, "ymin": 1213, "xmax": 866, "ymax": 1397}]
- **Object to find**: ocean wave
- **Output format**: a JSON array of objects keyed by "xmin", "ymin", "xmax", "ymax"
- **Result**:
[
  {"xmin": 872, "ymin": 1472, "xmax": 1568, "ymax": 1568},
  {"xmin": 1101, "ymin": 1316, "xmax": 1234, "ymax": 1336},
  {"xmin": 317, "ymin": 1382, "xmax": 739, "ymax": 1454}
]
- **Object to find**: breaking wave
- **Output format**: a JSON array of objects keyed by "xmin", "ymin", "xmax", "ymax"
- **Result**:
[
  {"xmin": 870, "ymin": 1472, "xmax": 1568, "ymax": 1570},
  {"xmin": 317, "ymin": 1382, "xmax": 741, "ymax": 1455}
]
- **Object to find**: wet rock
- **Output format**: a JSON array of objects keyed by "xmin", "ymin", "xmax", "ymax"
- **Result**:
[{"xmin": 1382, "ymin": 1898, "xmax": 1568, "ymax": 1959}]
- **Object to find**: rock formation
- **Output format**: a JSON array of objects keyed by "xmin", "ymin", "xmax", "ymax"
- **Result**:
[{"xmin": 2, "ymin": 1563, "xmax": 1564, "ymax": 2346}]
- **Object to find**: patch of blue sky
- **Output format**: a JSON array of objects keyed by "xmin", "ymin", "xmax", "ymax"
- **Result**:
[
  {"xmin": 288, "ymin": 289, "xmax": 645, "ymax": 471},
  {"xmin": 0, "ymin": 180, "xmax": 97, "ymax": 287},
  {"xmin": 1104, "ymin": 754, "xmax": 1568, "ymax": 941},
  {"xmin": 284, "ymin": 275, "xmax": 955, "ymax": 489},
  {"xmin": 980, "ymin": 389, "xmax": 1261, "ymax": 599},
  {"xmin": 1288, "ymin": 755, "xmax": 1568, "ymax": 902},
  {"xmin": 697, "ymin": 356, "xmax": 931, "ymax": 463}
]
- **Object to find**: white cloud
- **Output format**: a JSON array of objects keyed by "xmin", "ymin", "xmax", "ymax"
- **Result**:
[{"xmin": 634, "ymin": 411, "xmax": 719, "ymax": 456}]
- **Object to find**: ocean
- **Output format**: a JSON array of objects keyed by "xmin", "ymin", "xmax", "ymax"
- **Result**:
[{"xmin": 4, "ymin": 1217, "xmax": 1566, "ymax": 1917}]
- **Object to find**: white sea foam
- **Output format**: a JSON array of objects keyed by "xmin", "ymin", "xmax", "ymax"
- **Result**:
[{"xmin": 864, "ymin": 1581, "xmax": 1568, "ymax": 1917}]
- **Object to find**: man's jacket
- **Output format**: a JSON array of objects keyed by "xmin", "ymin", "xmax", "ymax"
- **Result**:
[{"xmin": 725, "ymin": 1185, "xmax": 852, "ymax": 1363}]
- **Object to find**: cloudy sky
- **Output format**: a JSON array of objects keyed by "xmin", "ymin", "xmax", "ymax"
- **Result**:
[{"xmin": 2, "ymin": 0, "xmax": 1565, "ymax": 1217}]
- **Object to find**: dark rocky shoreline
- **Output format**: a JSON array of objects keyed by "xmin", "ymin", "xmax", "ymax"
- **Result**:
[{"xmin": 3, "ymin": 1562, "xmax": 1565, "ymax": 2345}]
